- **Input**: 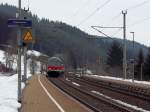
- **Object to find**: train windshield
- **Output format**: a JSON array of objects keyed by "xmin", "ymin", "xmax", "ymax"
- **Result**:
[{"xmin": 48, "ymin": 57, "xmax": 63, "ymax": 66}]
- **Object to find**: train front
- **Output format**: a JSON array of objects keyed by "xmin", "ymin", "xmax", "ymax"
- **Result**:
[{"xmin": 47, "ymin": 57, "xmax": 65, "ymax": 78}]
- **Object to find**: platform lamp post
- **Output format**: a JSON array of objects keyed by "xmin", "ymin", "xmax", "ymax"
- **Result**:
[
  {"xmin": 130, "ymin": 32, "xmax": 135, "ymax": 82},
  {"xmin": 122, "ymin": 11, "xmax": 127, "ymax": 79},
  {"xmin": 140, "ymin": 63, "xmax": 143, "ymax": 81}
]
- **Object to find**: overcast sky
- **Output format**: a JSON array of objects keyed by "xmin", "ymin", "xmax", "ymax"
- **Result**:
[{"xmin": 1, "ymin": 0, "xmax": 150, "ymax": 46}]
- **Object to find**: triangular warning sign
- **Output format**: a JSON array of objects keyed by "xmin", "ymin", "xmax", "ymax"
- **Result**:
[{"xmin": 24, "ymin": 31, "xmax": 33, "ymax": 42}]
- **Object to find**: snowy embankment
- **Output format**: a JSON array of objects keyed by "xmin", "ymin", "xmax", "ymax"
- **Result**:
[
  {"xmin": 0, "ymin": 50, "xmax": 41, "ymax": 112},
  {"xmin": 91, "ymin": 75, "xmax": 150, "ymax": 85},
  {"xmin": 0, "ymin": 75, "xmax": 21, "ymax": 112},
  {"xmin": 0, "ymin": 71, "xmax": 32, "ymax": 112},
  {"xmin": 84, "ymin": 69, "xmax": 150, "ymax": 85}
]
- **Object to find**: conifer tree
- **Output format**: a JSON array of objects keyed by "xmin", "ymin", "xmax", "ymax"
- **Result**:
[
  {"xmin": 106, "ymin": 41, "xmax": 123, "ymax": 67},
  {"xmin": 134, "ymin": 48, "xmax": 144, "ymax": 80},
  {"xmin": 143, "ymin": 48, "xmax": 150, "ymax": 81}
]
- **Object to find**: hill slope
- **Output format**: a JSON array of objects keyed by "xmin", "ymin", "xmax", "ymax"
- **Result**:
[{"xmin": 0, "ymin": 4, "xmax": 148, "ymax": 70}]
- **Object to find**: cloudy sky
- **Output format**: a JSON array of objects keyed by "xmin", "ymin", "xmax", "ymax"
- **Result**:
[{"xmin": 1, "ymin": 0, "xmax": 150, "ymax": 46}]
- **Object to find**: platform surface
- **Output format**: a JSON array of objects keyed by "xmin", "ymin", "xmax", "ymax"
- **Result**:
[{"xmin": 21, "ymin": 75, "xmax": 92, "ymax": 112}]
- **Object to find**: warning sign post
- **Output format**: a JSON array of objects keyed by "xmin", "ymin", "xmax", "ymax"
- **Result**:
[{"xmin": 23, "ymin": 30, "xmax": 33, "ymax": 43}]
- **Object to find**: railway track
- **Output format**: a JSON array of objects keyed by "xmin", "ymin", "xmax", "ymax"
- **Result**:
[
  {"xmin": 48, "ymin": 77, "xmax": 141, "ymax": 112},
  {"xmin": 67, "ymin": 76, "xmax": 150, "ymax": 111},
  {"xmin": 75, "ymin": 76, "xmax": 150, "ymax": 101}
]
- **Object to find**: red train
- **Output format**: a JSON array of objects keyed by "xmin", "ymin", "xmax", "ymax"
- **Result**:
[{"xmin": 47, "ymin": 57, "xmax": 65, "ymax": 77}]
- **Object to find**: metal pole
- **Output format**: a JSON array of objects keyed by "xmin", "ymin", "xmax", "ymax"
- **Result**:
[
  {"xmin": 130, "ymin": 32, "xmax": 135, "ymax": 82},
  {"xmin": 140, "ymin": 63, "xmax": 143, "ymax": 81},
  {"xmin": 17, "ymin": 0, "xmax": 22, "ymax": 103},
  {"xmin": 122, "ymin": 11, "xmax": 127, "ymax": 79},
  {"xmin": 24, "ymin": 46, "xmax": 27, "ymax": 83},
  {"xmin": 31, "ymin": 55, "xmax": 35, "ymax": 75}
]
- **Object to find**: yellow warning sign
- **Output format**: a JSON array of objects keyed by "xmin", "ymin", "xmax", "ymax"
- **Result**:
[{"xmin": 23, "ymin": 31, "xmax": 33, "ymax": 42}]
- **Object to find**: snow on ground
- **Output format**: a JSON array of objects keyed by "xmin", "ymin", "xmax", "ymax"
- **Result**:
[
  {"xmin": 85, "ymin": 69, "xmax": 93, "ymax": 75},
  {"xmin": 65, "ymin": 79, "xmax": 80, "ymax": 86},
  {"xmin": 91, "ymin": 90, "xmax": 150, "ymax": 112},
  {"xmin": 0, "ymin": 49, "xmax": 41, "ymax": 112},
  {"xmin": 72, "ymin": 82, "xmax": 80, "ymax": 87},
  {"xmin": 27, "ymin": 50, "xmax": 41, "ymax": 57},
  {"xmin": 0, "ymin": 67, "xmax": 32, "ymax": 112},
  {"xmin": 66, "ymin": 78, "xmax": 71, "ymax": 81},
  {"xmin": 12, "ymin": 57, "xmax": 17, "ymax": 71},
  {"xmin": 90, "ymin": 75, "xmax": 150, "ymax": 85},
  {"xmin": 0, "ymin": 50, "xmax": 5, "ymax": 64},
  {"xmin": 0, "ymin": 75, "xmax": 21, "ymax": 112},
  {"xmin": 36, "ymin": 61, "xmax": 41, "ymax": 74}
]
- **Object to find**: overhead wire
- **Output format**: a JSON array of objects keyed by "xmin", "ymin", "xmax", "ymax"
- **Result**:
[
  {"xmin": 85, "ymin": 0, "xmax": 150, "ymax": 40},
  {"xmin": 72, "ymin": 0, "xmax": 91, "ymax": 17},
  {"xmin": 126, "ymin": 0, "xmax": 150, "ymax": 28},
  {"xmin": 106, "ymin": 0, "xmax": 150, "ymax": 27},
  {"xmin": 77, "ymin": 0, "xmax": 112, "ymax": 26},
  {"xmin": 106, "ymin": 0, "xmax": 150, "ymax": 25},
  {"xmin": 126, "ymin": 0, "xmax": 150, "ymax": 11},
  {"xmin": 91, "ymin": 26, "xmax": 114, "ymax": 40},
  {"xmin": 23, "ymin": 0, "xmax": 30, "ymax": 11},
  {"xmin": 128, "ymin": 16, "xmax": 150, "ymax": 28},
  {"xmin": 78, "ymin": 0, "xmax": 149, "ymax": 28},
  {"xmin": 96, "ymin": 12, "xmax": 122, "ymax": 39},
  {"xmin": 111, "ymin": 28, "xmax": 122, "ymax": 37},
  {"xmin": 103, "ymin": 0, "xmax": 150, "ymax": 37},
  {"xmin": 27, "ymin": 0, "xmax": 30, "ymax": 10},
  {"xmin": 102, "ymin": 12, "xmax": 122, "ymax": 28},
  {"xmin": 109, "ymin": 12, "xmax": 122, "ymax": 23}
]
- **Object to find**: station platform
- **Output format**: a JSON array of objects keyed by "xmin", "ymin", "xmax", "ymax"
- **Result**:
[{"xmin": 21, "ymin": 75, "xmax": 92, "ymax": 112}]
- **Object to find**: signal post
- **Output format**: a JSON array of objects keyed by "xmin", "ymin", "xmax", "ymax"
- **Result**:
[{"xmin": 7, "ymin": 0, "xmax": 32, "ymax": 103}]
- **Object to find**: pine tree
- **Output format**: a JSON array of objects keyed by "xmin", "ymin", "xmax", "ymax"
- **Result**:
[
  {"xmin": 134, "ymin": 48, "xmax": 144, "ymax": 80},
  {"xmin": 106, "ymin": 41, "xmax": 123, "ymax": 67},
  {"xmin": 143, "ymin": 48, "xmax": 150, "ymax": 81}
]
